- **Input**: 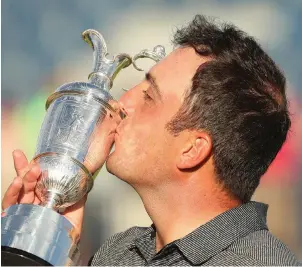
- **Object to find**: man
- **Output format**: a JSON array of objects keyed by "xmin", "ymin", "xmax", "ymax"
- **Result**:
[{"xmin": 2, "ymin": 15, "xmax": 300, "ymax": 265}]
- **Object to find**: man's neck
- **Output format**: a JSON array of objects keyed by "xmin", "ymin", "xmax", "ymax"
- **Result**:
[{"xmin": 136, "ymin": 175, "xmax": 242, "ymax": 252}]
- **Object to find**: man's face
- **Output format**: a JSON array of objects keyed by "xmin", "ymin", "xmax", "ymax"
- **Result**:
[{"xmin": 106, "ymin": 47, "xmax": 206, "ymax": 188}]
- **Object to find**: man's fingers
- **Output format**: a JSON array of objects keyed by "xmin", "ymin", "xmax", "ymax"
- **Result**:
[
  {"xmin": 2, "ymin": 177, "xmax": 23, "ymax": 210},
  {"xmin": 33, "ymin": 196, "xmax": 41, "ymax": 205},
  {"xmin": 22, "ymin": 164, "xmax": 41, "ymax": 193},
  {"xmin": 13, "ymin": 150, "xmax": 30, "ymax": 177},
  {"xmin": 62, "ymin": 195, "xmax": 87, "ymax": 237},
  {"xmin": 18, "ymin": 165, "xmax": 42, "ymax": 204}
]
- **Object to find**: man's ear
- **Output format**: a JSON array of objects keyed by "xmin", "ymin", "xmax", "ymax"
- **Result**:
[{"xmin": 176, "ymin": 132, "xmax": 212, "ymax": 170}]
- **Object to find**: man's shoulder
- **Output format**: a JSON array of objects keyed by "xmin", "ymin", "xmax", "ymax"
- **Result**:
[
  {"xmin": 90, "ymin": 226, "xmax": 149, "ymax": 265},
  {"xmin": 224, "ymin": 229, "xmax": 300, "ymax": 265}
]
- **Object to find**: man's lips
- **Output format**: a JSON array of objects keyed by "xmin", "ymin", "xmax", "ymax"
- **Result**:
[
  {"xmin": 113, "ymin": 130, "xmax": 119, "ymax": 135},
  {"xmin": 108, "ymin": 130, "xmax": 118, "ymax": 141},
  {"xmin": 115, "ymin": 126, "xmax": 122, "ymax": 135}
]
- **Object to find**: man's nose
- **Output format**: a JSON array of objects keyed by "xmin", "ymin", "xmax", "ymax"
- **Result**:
[{"xmin": 118, "ymin": 89, "xmax": 136, "ymax": 116}]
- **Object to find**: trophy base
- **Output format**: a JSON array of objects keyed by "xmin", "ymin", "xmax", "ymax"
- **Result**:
[
  {"xmin": 2, "ymin": 246, "xmax": 52, "ymax": 266},
  {"xmin": 1, "ymin": 204, "xmax": 81, "ymax": 266}
]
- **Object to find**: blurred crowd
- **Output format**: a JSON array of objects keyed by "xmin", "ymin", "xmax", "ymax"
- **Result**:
[{"xmin": 2, "ymin": 0, "xmax": 302, "ymax": 263}]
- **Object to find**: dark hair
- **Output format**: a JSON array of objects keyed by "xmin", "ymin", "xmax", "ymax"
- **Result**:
[{"xmin": 167, "ymin": 15, "xmax": 291, "ymax": 203}]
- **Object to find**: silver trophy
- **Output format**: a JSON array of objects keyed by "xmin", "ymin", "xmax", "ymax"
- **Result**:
[{"xmin": 1, "ymin": 29, "xmax": 166, "ymax": 266}]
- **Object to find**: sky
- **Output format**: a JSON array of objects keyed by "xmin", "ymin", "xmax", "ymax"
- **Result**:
[{"xmin": 2, "ymin": 0, "xmax": 302, "ymax": 103}]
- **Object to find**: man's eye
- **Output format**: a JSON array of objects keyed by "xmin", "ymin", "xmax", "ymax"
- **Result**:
[{"xmin": 143, "ymin": 90, "xmax": 153, "ymax": 101}]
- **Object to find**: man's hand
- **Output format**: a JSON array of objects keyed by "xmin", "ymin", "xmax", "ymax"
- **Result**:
[
  {"xmin": 2, "ymin": 102, "xmax": 123, "ymax": 237},
  {"xmin": 2, "ymin": 150, "xmax": 86, "ymax": 236}
]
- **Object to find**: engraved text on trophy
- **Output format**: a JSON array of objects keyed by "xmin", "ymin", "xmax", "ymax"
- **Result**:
[{"xmin": 54, "ymin": 103, "xmax": 89, "ymax": 149}]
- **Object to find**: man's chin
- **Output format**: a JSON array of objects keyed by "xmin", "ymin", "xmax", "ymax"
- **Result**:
[
  {"xmin": 105, "ymin": 150, "xmax": 123, "ymax": 176},
  {"xmin": 105, "ymin": 151, "xmax": 131, "ymax": 184}
]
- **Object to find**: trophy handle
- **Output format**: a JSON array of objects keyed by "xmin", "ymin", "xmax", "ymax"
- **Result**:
[
  {"xmin": 82, "ymin": 29, "xmax": 108, "ymax": 72},
  {"xmin": 110, "ymin": 53, "xmax": 133, "ymax": 81},
  {"xmin": 133, "ymin": 45, "xmax": 166, "ymax": 71},
  {"xmin": 82, "ymin": 29, "xmax": 132, "ymax": 89}
]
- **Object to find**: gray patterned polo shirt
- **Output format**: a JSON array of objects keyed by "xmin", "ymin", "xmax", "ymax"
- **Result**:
[{"xmin": 90, "ymin": 201, "xmax": 300, "ymax": 266}]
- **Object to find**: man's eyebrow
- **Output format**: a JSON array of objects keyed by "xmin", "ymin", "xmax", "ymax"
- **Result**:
[{"xmin": 145, "ymin": 72, "xmax": 162, "ymax": 99}]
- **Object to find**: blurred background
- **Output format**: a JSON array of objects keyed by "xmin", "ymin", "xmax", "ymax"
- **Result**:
[{"xmin": 2, "ymin": 0, "xmax": 302, "ymax": 263}]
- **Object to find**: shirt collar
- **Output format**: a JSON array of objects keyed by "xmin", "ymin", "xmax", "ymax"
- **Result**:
[
  {"xmin": 127, "ymin": 225, "xmax": 156, "ymax": 262},
  {"xmin": 127, "ymin": 201, "xmax": 268, "ymax": 265},
  {"xmin": 174, "ymin": 201, "xmax": 268, "ymax": 265}
]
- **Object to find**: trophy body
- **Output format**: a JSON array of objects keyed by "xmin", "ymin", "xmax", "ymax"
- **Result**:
[
  {"xmin": 1, "ymin": 30, "xmax": 132, "ymax": 266},
  {"xmin": 33, "ymin": 80, "xmax": 113, "ymax": 210}
]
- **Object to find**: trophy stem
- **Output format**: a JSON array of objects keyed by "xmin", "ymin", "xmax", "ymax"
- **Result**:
[{"xmin": 41, "ymin": 191, "xmax": 61, "ymax": 211}]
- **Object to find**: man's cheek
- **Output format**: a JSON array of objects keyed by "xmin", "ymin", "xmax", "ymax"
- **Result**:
[{"xmin": 127, "ymin": 136, "xmax": 145, "ymax": 154}]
